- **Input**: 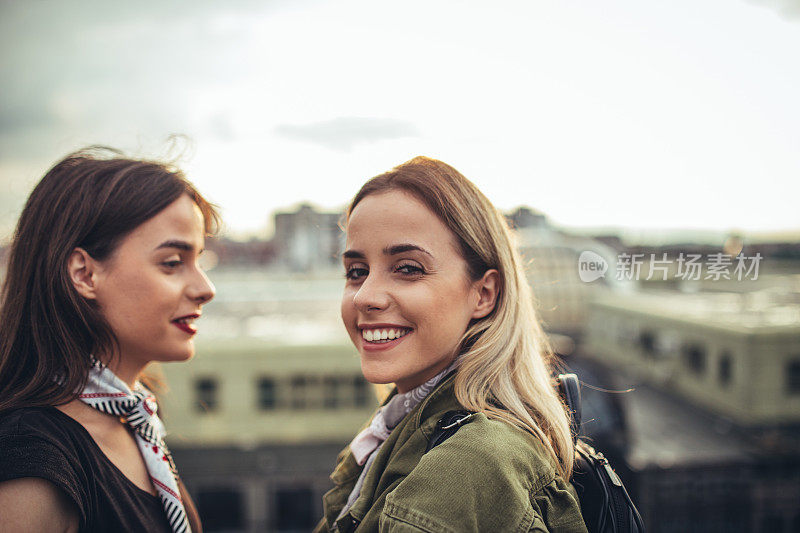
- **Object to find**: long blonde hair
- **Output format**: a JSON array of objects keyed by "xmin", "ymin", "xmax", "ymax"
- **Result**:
[{"xmin": 347, "ymin": 156, "xmax": 575, "ymax": 479}]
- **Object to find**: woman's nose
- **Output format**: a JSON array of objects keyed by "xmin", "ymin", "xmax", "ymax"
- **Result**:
[
  {"xmin": 189, "ymin": 268, "xmax": 216, "ymax": 305},
  {"xmin": 352, "ymin": 273, "xmax": 390, "ymax": 312}
]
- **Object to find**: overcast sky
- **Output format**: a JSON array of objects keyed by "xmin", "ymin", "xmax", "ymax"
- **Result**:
[{"xmin": 1, "ymin": 0, "xmax": 798, "ymax": 243}]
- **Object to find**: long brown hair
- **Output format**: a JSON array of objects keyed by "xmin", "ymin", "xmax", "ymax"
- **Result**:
[
  {"xmin": 0, "ymin": 147, "xmax": 220, "ymax": 413},
  {"xmin": 347, "ymin": 156, "xmax": 575, "ymax": 479}
]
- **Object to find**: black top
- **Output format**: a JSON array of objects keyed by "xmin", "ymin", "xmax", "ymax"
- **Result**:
[{"xmin": 0, "ymin": 406, "xmax": 173, "ymax": 533}]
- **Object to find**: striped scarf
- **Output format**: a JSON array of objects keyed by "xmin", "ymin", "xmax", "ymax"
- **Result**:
[{"xmin": 79, "ymin": 363, "xmax": 190, "ymax": 533}]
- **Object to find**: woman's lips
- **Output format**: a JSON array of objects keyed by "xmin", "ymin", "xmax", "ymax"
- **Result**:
[
  {"xmin": 172, "ymin": 315, "xmax": 199, "ymax": 335},
  {"xmin": 173, "ymin": 321, "xmax": 197, "ymax": 335}
]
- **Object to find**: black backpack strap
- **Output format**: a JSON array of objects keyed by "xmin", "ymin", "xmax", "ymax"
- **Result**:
[
  {"xmin": 425, "ymin": 410, "xmax": 476, "ymax": 452},
  {"xmin": 557, "ymin": 373, "xmax": 582, "ymax": 443},
  {"xmin": 427, "ymin": 375, "xmax": 581, "ymax": 454},
  {"xmin": 558, "ymin": 373, "xmax": 647, "ymax": 532},
  {"xmin": 574, "ymin": 441, "xmax": 646, "ymax": 533}
]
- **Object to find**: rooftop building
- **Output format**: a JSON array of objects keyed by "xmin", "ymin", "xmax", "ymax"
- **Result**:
[
  {"xmin": 579, "ymin": 280, "xmax": 800, "ymax": 532},
  {"xmin": 584, "ymin": 286, "xmax": 800, "ymax": 429},
  {"xmin": 271, "ymin": 203, "xmax": 343, "ymax": 272}
]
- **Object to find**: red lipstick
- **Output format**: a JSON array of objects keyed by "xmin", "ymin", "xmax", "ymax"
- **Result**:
[{"xmin": 172, "ymin": 313, "xmax": 200, "ymax": 335}]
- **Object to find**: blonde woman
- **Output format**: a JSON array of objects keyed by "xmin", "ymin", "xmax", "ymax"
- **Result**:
[{"xmin": 316, "ymin": 157, "xmax": 587, "ymax": 532}]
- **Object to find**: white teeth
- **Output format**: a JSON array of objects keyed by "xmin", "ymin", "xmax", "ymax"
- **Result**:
[{"xmin": 361, "ymin": 328, "xmax": 410, "ymax": 343}]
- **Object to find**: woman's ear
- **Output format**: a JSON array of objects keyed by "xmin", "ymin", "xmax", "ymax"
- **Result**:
[
  {"xmin": 67, "ymin": 248, "xmax": 100, "ymax": 300},
  {"xmin": 471, "ymin": 269, "xmax": 499, "ymax": 320}
]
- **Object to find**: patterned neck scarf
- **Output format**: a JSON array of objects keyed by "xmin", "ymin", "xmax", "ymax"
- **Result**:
[
  {"xmin": 336, "ymin": 360, "xmax": 459, "ymax": 524},
  {"xmin": 79, "ymin": 363, "xmax": 190, "ymax": 533}
]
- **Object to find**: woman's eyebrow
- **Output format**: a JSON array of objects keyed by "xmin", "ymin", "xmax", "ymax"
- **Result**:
[
  {"xmin": 342, "ymin": 244, "xmax": 433, "ymax": 259},
  {"xmin": 384, "ymin": 243, "xmax": 432, "ymax": 257},
  {"xmin": 155, "ymin": 240, "xmax": 194, "ymax": 252},
  {"xmin": 342, "ymin": 249, "xmax": 365, "ymax": 260}
]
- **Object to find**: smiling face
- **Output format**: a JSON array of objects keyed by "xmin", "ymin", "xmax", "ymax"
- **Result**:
[
  {"xmin": 88, "ymin": 195, "xmax": 215, "ymax": 377},
  {"xmin": 342, "ymin": 190, "xmax": 491, "ymax": 393}
]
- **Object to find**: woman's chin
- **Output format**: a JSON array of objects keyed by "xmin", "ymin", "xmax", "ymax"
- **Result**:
[
  {"xmin": 156, "ymin": 345, "xmax": 196, "ymax": 363},
  {"xmin": 174, "ymin": 347, "xmax": 196, "ymax": 362},
  {"xmin": 359, "ymin": 363, "xmax": 399, "ymax": 387}
]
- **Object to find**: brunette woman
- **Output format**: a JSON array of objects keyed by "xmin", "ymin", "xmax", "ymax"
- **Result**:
[
  {"xmin": 316, "ymin": 157, "xmax": 587, "ymax": 532},
  {"xmin": 0, "ymin": 148, "xmax": 217, "ymax": 532}
]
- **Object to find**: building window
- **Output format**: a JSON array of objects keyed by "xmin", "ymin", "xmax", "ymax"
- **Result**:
[
  {"xmin": 353, "ymin": 375, "xmax": 371, "ymax": 407},
  {"xmin": 195, "ymin": 377, "xmax": 218, "ymax": 412},
  {"xmin": 197, "ymin": 488, "xmax": 245, "ymax": 532},
  {"xmin": 274, "ymin": 486, "xmax": 315, "ymax": 531},
  {"xmin": 258, "ymin": 377, "xmax": 276, "ymax": 410},
  {"xmin": 787, "ymin": 360, "xmax": 800, "ymax": 395},
  {"xmin": 290, "ymin": 376, "xmax": 308, "ymax": 409},
  {"xmin": 323, "ymin": 376, "xmax": 340, "ymax": 409},
  {"xmin": 718, "ymin": 352, "xmax": 732, "ymax": 387},
  {"xmin": 639, "ymin": 330, "xmax": 656, "ymax": 357},
  {"xmin": 683, "ymin": 344, "xmax": 706, "ymax": 376}
]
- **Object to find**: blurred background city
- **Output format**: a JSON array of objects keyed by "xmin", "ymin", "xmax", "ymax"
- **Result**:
[{"xmin": 2, "ymin": 1, "xmax": 799, "ymax": 532}]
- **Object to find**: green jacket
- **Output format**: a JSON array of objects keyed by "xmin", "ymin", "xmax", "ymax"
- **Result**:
[{"xmin": 315, "ymin": 373, "xmax": 588, "ymax": 532}]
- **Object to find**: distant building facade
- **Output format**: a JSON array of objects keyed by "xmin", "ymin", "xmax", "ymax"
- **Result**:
[
  {"xmin": 272, "ymin": 204, "xmax": 343, "ymax": 272},
  {"xmin": 160, "ymin": 341, "xmax": 377, "ymax": 532},
  {"xmin": 582, "ymin": 288, "xmax": 800, "ymax": 532},
  {"xmin": 507, "ymin": 207, "xmax": 630, "ymax": 336},
  {"xmin": 585, "ymin": 290, "xmax": 800, "ymax": 428}
]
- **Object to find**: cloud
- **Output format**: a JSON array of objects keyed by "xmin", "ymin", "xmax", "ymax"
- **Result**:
[{"xmin": 275, "ymin": 117, "xmax": 419, "ymax": 151}]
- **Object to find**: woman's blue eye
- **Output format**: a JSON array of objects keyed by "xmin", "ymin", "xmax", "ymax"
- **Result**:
[{"xmin": 345, "ymin": 267, "xmax": 368, "ymax": 280}]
